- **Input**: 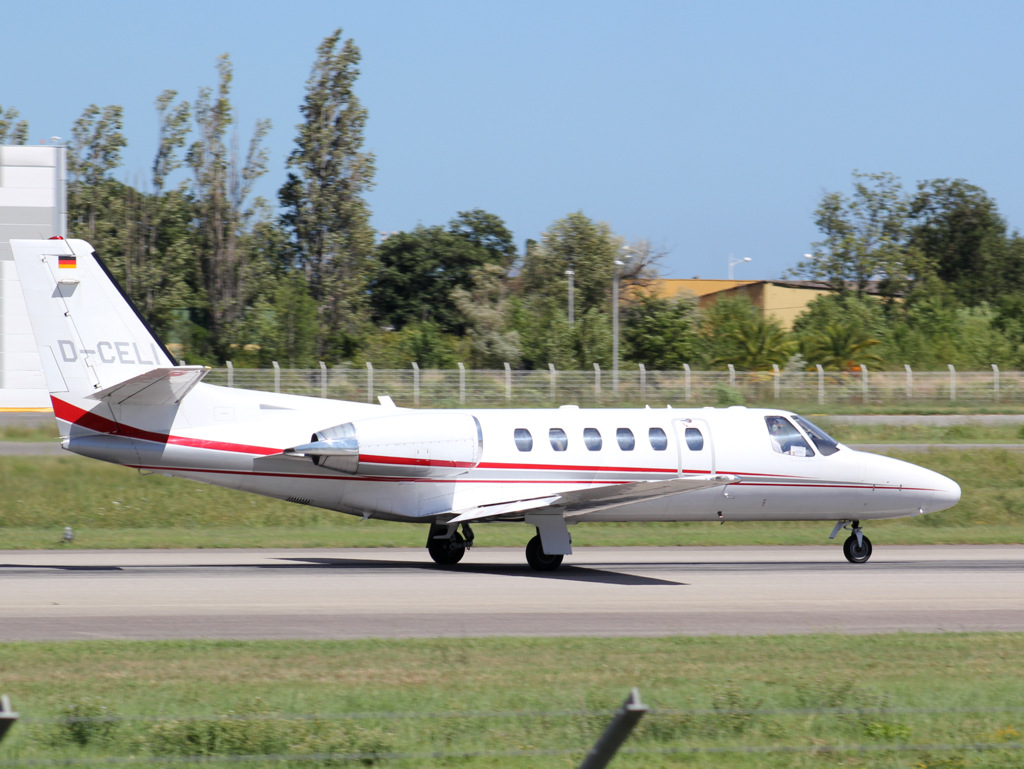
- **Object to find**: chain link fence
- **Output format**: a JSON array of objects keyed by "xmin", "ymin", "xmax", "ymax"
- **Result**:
[{"xmin": 202, "ymin": 362, "xmax": 1018, "ymax": 409}]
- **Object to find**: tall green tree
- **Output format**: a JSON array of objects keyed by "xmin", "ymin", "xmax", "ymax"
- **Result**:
[
  {"xmin": 799, "ymin": 171, "xmax": 919, "ymax": 301},
  {"xmin": 186, "ymin": 54, "xmax": 272, "ymax": 352},
  {"xmin": 621, "ymin": 293, "xmax": 701, "ymax": 369},
  {"xmin": 67, "ymin": 104, "xmax": 127, "ymax": 250},
  {"xmin": 368, "ymin": 211, "xmax": 515, "ymax": 334},
  {"xmin": 520, "ymin": 211, "xmax": 619, "ymax": 312},
  {"xmin": 279, "ymin": 28, "xmax": 376, "ymax": 358},
  {"xmin": 908, "ymin": 178, "xmax": 1013, "ymax": 305},
  {"xmin": 0, "ymin": 106, "xmax": 28, "ymax": 144}
]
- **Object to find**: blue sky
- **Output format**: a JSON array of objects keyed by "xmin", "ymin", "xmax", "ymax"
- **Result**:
[{"xmin": 5, "ymin": 0, "xmax": 1023, "ymax": 279}]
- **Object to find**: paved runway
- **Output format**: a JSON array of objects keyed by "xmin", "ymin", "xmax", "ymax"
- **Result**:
[{"xmin": 1, "ymin": 545, "xmax": 1021, "ymax": 641}]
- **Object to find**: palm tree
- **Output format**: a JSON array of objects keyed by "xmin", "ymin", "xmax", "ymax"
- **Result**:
[{"xmin": 802, "ymin": 321, "xmax": 883, "ymax": 370}]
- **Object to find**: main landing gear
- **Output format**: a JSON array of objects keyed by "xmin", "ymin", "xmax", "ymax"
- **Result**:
[
  {"xmin": 829, "ymin": 519, "xmax": 873, "ymax": 563},
  {"xmin": 525, "ymin": 534, "xmax": 563, "ymax": 571},
  {"xmin": 426, "ymin": 522, "xmax": 569, "ymax": 571},
  {"xmin": 426, "ymin": 522, "xmax": 474, "ymax": 566}
]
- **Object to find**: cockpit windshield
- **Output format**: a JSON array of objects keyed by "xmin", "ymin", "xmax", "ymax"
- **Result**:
[{"xmin": 792, "ymin": 415, "xmax": 840, "ymax": 456}]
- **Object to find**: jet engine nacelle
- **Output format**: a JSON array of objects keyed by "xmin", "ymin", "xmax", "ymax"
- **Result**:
[{"xmin": 290, "ymin": 412, "xmax": 483, "ymax": 478}]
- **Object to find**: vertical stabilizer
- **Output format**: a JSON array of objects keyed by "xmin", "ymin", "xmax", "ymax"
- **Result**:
[{"xmin": 11, "ymin": 238, "xmax": 176, "ymax": 403}]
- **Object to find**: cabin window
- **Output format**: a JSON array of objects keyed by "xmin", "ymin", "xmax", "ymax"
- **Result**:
[
  {"xmin": 649, "ymin": 427, "xmax": 668, "ymax": 451},
  {"xmin": 684, "ymin": 427, "xmax": 704, "ymax": 451},
  {"xmin": 549, "ymin": 428, "xmax": 568, "ymax": 451},
  {"xmin": 514, "ymin": 428, "xmax": 533, "ymax": 452},
  {"xmin": 616, "ymin": 427, "xmax": 635, "ymax": 451},
  {"xmin": 765, "ymin": 416, "xmax": 815, "ymax": 457},
  {"xmin": 584, "ymin": 427, "xmax": 603, "ymax": 451}
]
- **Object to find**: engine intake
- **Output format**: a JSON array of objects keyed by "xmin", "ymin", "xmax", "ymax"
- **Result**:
[{"xmin": 290, "ymin": 412, "xmax": 483, "ymax": 478}]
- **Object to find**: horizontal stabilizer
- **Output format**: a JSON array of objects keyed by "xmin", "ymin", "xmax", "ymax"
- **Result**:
[
  {"xmin": 446, "ymin": 474, "xmax": 736, "ymax": 524},
  {"xmin": 86, "ymin": 366, "xmax": 209, "ymax": 406}
]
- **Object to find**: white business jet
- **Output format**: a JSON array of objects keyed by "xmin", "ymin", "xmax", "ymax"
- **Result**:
[{"xmin": 12, "ymin": 238, "xmax": 960, "ymax": 570}]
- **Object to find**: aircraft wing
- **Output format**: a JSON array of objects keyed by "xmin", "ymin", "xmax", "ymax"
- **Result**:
[
  {"xmin": 86, "ymin": 366, "xmax": 209, "ymax": 406},
  {"xmin": 446, "ymin": 474, "xmax": 736, "ymax": 524}
]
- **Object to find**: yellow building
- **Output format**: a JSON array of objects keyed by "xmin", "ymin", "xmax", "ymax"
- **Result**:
[{"xmin": 641, "ymin": 279, "xmax": 844, "ymax": 331}]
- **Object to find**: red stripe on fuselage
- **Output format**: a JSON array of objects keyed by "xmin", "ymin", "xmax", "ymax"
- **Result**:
[{"xmin": 52, "ymin": 397, "xmax": 280, "ymax": 456}]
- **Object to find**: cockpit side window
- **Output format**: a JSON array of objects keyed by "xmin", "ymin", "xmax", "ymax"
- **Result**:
[
  {"xmin": 765, "ymin": 416, "xmax": 815, "ymax": 457},
  {"xmin": 793, "ymin": 415, "xmax": 840, "ymax": 456}
]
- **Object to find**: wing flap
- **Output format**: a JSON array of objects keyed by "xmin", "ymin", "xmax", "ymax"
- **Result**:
[
  {"xmin": 446, "ymin": 474, "xmax": 736, "ymax": 524},
  {"xmin": 86, "ymin": 366, "xmax": 209, "ymax": 406}
]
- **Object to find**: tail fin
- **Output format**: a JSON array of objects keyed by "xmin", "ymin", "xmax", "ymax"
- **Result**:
[{"xmin": 11, "ymin": 237, "xmax": 185, "ymax": 405}]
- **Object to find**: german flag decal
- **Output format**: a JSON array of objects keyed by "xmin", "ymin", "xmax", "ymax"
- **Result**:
[{"xmin": 58, "ymin": 255, "xmax": 77, "ymax": 269}]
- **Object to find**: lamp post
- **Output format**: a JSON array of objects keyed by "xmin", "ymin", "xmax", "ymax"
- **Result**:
[
  {"xmin": 728, "ymin": 255, "xmax": 751, "ymax": 280},
  {"xmin": 566, "ymin": 269, "xmax": 575, "ymax": 327},
  {"xmin": 612, "ymin": 247, "xmax": 632, "ymax": 392}
]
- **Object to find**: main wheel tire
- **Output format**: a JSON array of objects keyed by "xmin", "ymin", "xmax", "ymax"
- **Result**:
[
  {"xmin": 843, "ymin": 533, "xmax": 873, "ymax": 564},
  {"xmin": 428, "ymin": 530, "xmax": 466, "ymax": 566},
  {"xmin": 525, "ymin": 535, "xmax": 563, "ymax": 571}
]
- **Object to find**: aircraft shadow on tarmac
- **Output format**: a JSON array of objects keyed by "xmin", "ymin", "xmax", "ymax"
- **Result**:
[{"xmin": 274, "ymin": 557, "xmax": 685, "ymax": 586}]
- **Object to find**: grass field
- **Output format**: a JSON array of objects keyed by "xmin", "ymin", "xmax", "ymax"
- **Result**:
[{"xmin": 1, "ymin": 634, "xmax": 1022, "ymax": 767}]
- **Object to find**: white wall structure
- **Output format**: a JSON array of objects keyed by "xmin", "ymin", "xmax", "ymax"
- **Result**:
[{"xmin": 0, "ymin": 145, "xmax": 67, "ymax": 410}]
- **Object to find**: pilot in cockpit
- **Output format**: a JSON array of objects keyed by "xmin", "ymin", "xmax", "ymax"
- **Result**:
[{"xmin": 766, "ymin": 416, "xmax": 812, "ymax": 457}]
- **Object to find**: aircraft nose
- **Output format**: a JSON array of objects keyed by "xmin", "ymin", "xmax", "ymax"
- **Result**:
[
  {"xmin": 916, "ymin": 466, "xmax": 961, "ymax": 513},
  {"xmin": 932, "ymin": 471, "xmax": 961, "ymax": 512}
]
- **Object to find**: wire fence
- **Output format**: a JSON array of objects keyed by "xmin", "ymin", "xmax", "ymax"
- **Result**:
[
  {"xmin": 203, "ymin": 362, "xmax": 1020, "ymax": 408},
  {"xmin": 3, "ymin": 704, "xmax": 1022, "ymax": 767}
]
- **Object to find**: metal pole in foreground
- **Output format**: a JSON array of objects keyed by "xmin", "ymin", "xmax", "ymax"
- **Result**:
[
  {"xmin": 0, "ymin": 695, "xmax": 18, "ymax": 743},
  {"xmin": 577, "ymin": 688, "xmax": 648, "ymax": 769}
]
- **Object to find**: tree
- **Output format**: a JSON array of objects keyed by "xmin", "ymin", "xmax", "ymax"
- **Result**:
[
  {"xmin": 67, "ymin": 104, "xmax": 127, "ymax": 250},
  {"xmin": 621, "ymin": 293, "xmax": 700, "ymax": 369},
  {"xmin": 450, "ymin": 263, "xmax": 522, "ymax": 367},
  {"xmin": 0, "ymin": 105, "xmax": 28, "ymax": 144},
  {"xmin": 186, "ymin": 54, "xmax": 272, "ymax": 352},
  {"xmin": 520, "ymin": 211, "xmax": 619, "ymax": 313},
  {"xmin": 702, "ymin": 296, "xmax": 794, "ymax": 370},
  {"xmin": 908, "ymin": 179, "xmax": 1011, "ymax": 305},
  {"xmin": 280, "ymin": 29, "xmax": 376, "ymax": 358},
  {"xmin": 798, "ymin": 171, "xmax": 918, "ymax": 301},
  {"xmin": 368, "ymin": 211, "xmax": 516, "ymax": 334}
]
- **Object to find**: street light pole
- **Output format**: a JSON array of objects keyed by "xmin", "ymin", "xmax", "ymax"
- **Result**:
[
  {"xmin": 728, "ymin": 255, "xmax": 752, "ymax": 280},
  {"xmin": 566, "ymin": 269, "xmax": 575, "ymax": 327}
]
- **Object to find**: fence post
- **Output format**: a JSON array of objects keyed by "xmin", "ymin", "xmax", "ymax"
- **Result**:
[
  {"xmin": 504, "ymin": 362, "xmax": 512, "ymax": 403},
  {"xmin": 639, "ymin": 363, "xmax": 646, "ymax": 402},
  {"xmin": 816, "ymin": 364, "xmax": 824, "ymax": 405},
  {"xmin": 728, "ymin": 363, "xmax": 736, "ymax": 389},
  {"xmin": 549, "ymin": 363, "xmax": 557, "ymax": 403},
  {"xmin": 772, "ymin": 363, "xmax": 780, "ymax": 400},
  {"xmin": 226, "ymin": 360, "xmax": 234, "ymax": 388},
  {"xmin": 412, "ymin": 362, "xmax": 420, "ymax": 407},
  {"xmin": 320, "ymin": 361, "xmax": 327, "ymax": 399},
  {"xmin": 993, "ymin": 363, "xmax": 1000, "ymax": 402},
  {"xmin": 577, "ymin": 688, "xmax": 648, "ymax": 769},
  {"xmin": 0, "ymin": 695, "xmax": 18, "ymax": 744},
  {"xmin": 860, "ymin": 363, "xmax": 869, "ymax": 404},
  {"xmin": 948, "ymin": 363, "xmax": 956, "ymax": 401},
  {"xmin": 272, "ymin": 360, "xmax": 280, "ymax": 393},
  {"xmin": 366, "ymin": 361, "xmax": 374, "ymax": 404},
  {"xmin": 683, "ymin": 362, "xmax": 691, "ymax": 401},
  {"xmin": 594, "ymin": 362, "xmax": 601, "ymax": 404},
  {"xmin": 904, "ymin": 364, "xmax": 912, "ymax": 399},
  {"xmin": 458, "ymin": 362, "xmax": 466, "ymax": 405}
]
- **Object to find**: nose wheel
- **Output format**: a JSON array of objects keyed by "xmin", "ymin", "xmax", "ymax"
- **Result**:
[
  {"xmin": 830, "ymin": 520, "xmax": 873, "ymax": 564},
  {"xmin": 842, "ymin": 532, "xmax": 873, "ymax": 563}
]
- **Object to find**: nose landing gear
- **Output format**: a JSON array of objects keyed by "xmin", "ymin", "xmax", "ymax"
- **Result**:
[{"xmin": 829, "ymin": 520, "xmax": 873, "ymax": 564}]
